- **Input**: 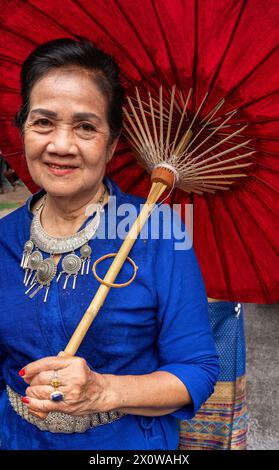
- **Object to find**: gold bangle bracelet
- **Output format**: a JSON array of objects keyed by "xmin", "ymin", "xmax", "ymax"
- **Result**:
[{"xmin": 92, "ymin": 253, "xmax": 138, "ymax": 288}]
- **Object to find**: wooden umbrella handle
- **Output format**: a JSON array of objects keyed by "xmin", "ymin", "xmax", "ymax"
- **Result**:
[{"xmin": 63, "ymin": 180, "xmax": 167, "ymax": 356}]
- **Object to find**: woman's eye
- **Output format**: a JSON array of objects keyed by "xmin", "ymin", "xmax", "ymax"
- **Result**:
[
  {"xmin": 79, "ymin": 123, "xmax": 96, "ymax": 133},
  {"xmin": 33, "ymin": 118, "xmax": 52, "ymax": 128},
  {"xmin": 76, "ymin": 123, "xmax": 97, "ymax": 139}
]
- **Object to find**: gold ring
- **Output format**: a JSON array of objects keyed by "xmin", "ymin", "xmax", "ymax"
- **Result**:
[{"xmin": 50, "ymin": 370, "xmax": 62, "ymax": 389}]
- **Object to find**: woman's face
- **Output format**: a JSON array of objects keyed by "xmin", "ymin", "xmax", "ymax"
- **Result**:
[{"xmin": 23, "ymin": 68, "xmax": 118, "ymax": 198}]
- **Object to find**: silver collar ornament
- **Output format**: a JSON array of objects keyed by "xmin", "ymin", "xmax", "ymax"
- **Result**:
[{"xmin": 21, "ymin": 188, "xmax": 107, "ymax": 302}]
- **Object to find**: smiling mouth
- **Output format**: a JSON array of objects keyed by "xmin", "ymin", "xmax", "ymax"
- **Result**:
[{"xmin": 45, "ymin": 163, "xmax": 78, "ymax": 170}]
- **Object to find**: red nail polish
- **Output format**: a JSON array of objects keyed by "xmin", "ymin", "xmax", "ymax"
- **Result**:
[
  {"xmin": 22, "ymin": 397, "xmax": 30, "ymax": 404},
  {"xmin": 19, "ymin": 368, "xmax": 26, "ymax": 377}
]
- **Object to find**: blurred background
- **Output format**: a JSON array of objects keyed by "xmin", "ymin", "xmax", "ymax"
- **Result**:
[{"xmin": 245, "ymin": 303, "xmax": 278, "ymax": 450}]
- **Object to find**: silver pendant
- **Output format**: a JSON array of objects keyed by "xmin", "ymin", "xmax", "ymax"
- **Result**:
[
  {"xmin": 21, "ymin": 240, "xmax": 34, "ymax": 269},
  {"xmin": 25, "ymin": 257, "xmax": 57, "ymax": 303},
  {"xmin": 24, "ymin": 250, "xmax": 43, "ymax": 286},
  {"xmin": 56, "ymin": 253, "xmax": 82, "ymax": 289},
  {"xmin": 80, "ymin": 244, "xmax": 92, "ymax": 275}
]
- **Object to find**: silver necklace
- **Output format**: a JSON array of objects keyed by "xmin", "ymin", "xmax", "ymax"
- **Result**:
[{"xmin": 21, "ymin": 187, "xmax": 107, "ymax": 303}]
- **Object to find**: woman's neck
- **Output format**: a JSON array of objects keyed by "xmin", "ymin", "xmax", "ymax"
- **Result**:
[{"xmin": 39, "ymin": 183, "xmax": 107, "ymax": 237}]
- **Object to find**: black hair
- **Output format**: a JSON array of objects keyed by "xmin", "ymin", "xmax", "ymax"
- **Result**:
[{"xmin": 14, "ymin": 37, "xmax": 125, "ymax": 142}]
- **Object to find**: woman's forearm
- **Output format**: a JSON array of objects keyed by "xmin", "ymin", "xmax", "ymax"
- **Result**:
[{"xmin": 104, "ymin": 371, "xmax": 192, "ymax": 417}]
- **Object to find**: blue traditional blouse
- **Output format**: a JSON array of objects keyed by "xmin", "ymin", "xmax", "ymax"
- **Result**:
[{"xmin": 0, "ymin": 177, "xmax": 219, "ymax": 450}]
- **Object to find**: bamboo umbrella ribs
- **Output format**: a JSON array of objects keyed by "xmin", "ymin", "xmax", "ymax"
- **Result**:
[{"xmin": 123, "ymin": 86, "xmax": 255, "ymax": 194}]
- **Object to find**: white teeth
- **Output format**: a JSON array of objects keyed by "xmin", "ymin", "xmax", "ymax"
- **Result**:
[{"xmin": 48, "ymin": 164, "xmax": 75, "ymax": 169}]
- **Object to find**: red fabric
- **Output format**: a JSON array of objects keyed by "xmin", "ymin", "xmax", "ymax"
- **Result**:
[{"xmin": 0, "ymin": 0, "xmax": 278, "ymax": 302}]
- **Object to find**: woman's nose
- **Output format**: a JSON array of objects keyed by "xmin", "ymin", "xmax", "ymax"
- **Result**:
[{"xmin": 46, "ymin": 127, "xmax": 77, "ymax": 155}]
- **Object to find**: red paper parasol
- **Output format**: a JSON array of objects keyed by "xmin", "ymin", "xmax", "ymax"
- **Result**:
[{"xmin": 0, "ymin": 0, "xmax": 278, "ymax": 302}]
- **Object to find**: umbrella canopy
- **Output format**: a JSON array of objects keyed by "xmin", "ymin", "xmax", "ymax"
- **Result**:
[{"xmin": 0, "ymin": 0, "xmax": 278, "ymax": 302}]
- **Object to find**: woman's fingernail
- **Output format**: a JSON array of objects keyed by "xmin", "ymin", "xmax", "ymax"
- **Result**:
[
  {"xmin": 19, "ymin": 368, "xmax": 26, "ymax": 377},
  {"xmin": 22, "ymin": 397, "xmax": 30, "ymax": 404}
]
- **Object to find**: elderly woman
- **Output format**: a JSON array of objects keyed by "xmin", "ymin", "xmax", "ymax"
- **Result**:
[{"xmin": 0, "ymin": 38, "xmax": 219, "ymax": 450}]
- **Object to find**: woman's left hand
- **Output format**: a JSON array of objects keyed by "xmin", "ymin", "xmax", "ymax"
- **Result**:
[{"xmin": 20, "ymin": 353, "xmax": 115, "ymax": 417}]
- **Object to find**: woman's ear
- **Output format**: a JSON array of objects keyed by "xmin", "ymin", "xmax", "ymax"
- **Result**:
[{"xmin": 106, "ymin": 135, "xmax": 120, "ymax": 163}]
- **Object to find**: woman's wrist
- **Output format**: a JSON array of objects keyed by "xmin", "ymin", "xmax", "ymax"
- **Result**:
[
  {"xmin": 88, "ymin": 372, "xmax": 121, "ymax": 412},
  {"xmin": 102, "ymin": 373, "xmax": 140, "ymax": 411}
]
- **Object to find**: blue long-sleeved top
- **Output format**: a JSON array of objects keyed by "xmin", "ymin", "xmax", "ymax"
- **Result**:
[{"xmin": 0, "ymin": 177, "xmax": 219, "ymax": 450}]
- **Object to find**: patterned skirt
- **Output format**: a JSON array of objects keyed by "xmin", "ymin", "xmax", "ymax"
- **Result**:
[{"xmin": 179, "ymin": 301, "xmax": 248, "ymax": 450}]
